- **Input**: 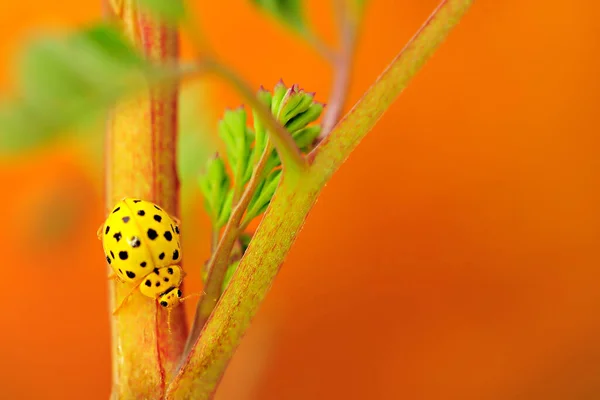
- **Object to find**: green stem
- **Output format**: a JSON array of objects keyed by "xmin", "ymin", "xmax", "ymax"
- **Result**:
[{"xmin": 104, "ymin": 0, "xmax": 186, "ymax": 396}]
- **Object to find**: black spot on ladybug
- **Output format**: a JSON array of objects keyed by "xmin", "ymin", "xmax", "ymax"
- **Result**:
[
  {"xmin": 167, "ymin": 267, "xmax": 174, "ymax": 275},
  {"xmin": 159, "ymin": 252, "xmax": 165, "ymax": 260},
  {"xmin": 155, "ymin": 281, "xmax": 161, "ymax": 287},
  {"xmin": 175, "ymin": 226, "xmax": 180, "ymax": 234},
  {"xmin": 113, "ymin": 232, "xmax": 122, "ymax": 242},
  {"xmin": 119, "ymin": 251, "xmax": 128, "ymax": 260},
  {"xmin": 160, "ymin": 301, "xmax": 168, "ymax": 307},
  {"xmin": 119, "ymin": 269, "xmax": 123, "ymax": 274},
  {"xmin": 106, "ymin": 256, "xmax": 111, "ymax": 264},
  {"xmin": 133, "ymin": 200, "xmax": 141, "ymax": 203},
  {"xmin": 112, "ymin": 206, "xmax": 121, "ymax": 213},
  {"xmin": 147, "ymin": 229, "xmax": 158, "ymax": 240},
  {"xmin": 173, "ymin": 249, "xmax": 179, "ymax": 260},
  {"xmin": 164, "ymin": 277, "xmax": 169, "ymax": 282},
  {"xmin": 105, "ymin": 226, "xmax": 110, "ymax": 235},
  {"xmin": 126, "ymin": 271, "xmax": 136, "ymax": 279},
  {"xmin": 145, "ymin": 280, "xmax": 152, "ymax": 287},
  {"xmin": 137, "ymin": 210, "xmax": 145, "ymax": 216},
  {"xmin": 164, "ymin": 231, "xmax": 173, "ymax": 241},
  {"xmin": 177, "ymin": 289, "xmax": 182, "ymax": 297},
  {"xmin": 122, "ymin": 216, "xmax": 130, "ymax": 223},
  {"xmin": 140, "ymin": 261, "xmax": 147, "ymax": 267},
  {"xmin": 153, "ymin": 268, "xmax": 160, "ymax": 275},
  {"xmin": 130, "ymin": 237, "xmax": 141, "ymax": 248},
  {"xmin": 110, "ymin": 251, "xmax": 115, "ymax": 259},
  {"xmin": 153, "ymin": 214, "xmax": 162, "ymax": 223},
  {"xmin": 154, "ymin": 205, "xmax": 162, "ymax": 211}
]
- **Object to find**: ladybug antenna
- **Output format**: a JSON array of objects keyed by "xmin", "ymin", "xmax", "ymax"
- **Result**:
[{"xmin": 179, "ymin": 291, "xmax": 205, "ymax": 304}]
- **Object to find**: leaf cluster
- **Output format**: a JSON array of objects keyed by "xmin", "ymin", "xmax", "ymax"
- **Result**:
[{"xmin": 198, "ymin": 82, "xmax": 323, "ymax": 231}]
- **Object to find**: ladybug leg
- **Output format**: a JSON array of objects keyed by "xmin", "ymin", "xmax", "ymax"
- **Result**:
[
  {"xmin": 172, "ymin": 216, "xmax": 181, "ymax": 226},
  {"xmin": 108, "ymin": 273, "xmax": 122, "ymax": 282},
  {"xmin": 112, "ymin": 284, "xmax": 140, "ymax": 315},
  {"xmin": 96, "ymin": 224, "xmax": 104, "ymax": 240}
]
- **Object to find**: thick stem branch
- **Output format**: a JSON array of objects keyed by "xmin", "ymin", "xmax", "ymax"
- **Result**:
[{"xmin": 105, "ymin": 1, "xmax": 186, "ymax": 397}]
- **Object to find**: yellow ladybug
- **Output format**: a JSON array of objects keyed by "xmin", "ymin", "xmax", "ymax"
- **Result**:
[{"xmin": 98, "ymin": 198, "xmax": 187, "ymax": 314}]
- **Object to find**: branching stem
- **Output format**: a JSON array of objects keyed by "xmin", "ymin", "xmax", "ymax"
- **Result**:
[
  {"xmin": 167, "ymin": 1, "xmax": 474, "ymax": 398},
  {"xmin": 184, "ymin": 142, "xmax": 274, "ymax": 356}
]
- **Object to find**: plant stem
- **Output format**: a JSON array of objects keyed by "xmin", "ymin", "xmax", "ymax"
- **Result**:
[
  {"xmin": 104, "ymin": 0, "xmax": 186, "ymax": 397},
  {"xmin": 183, "ymin": 143, "xmax": 273, "ymax": 357},
  {"xmin": 166, "ymin": 0, "xmax": 474, "ymax": 398},
  {"xmin": 320, "ymin": 0, "xmax": 358, "ymax": 137}
]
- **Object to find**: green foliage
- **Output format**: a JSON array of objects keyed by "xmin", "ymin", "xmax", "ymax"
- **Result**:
[
  {"xmin": 198, "ymin": 82, "xmax": 323, "ymax": 230},
  {"xmin": 198, "ymin": 155, "xmax": 233, "ymax": 228},
  {"xmin": 251, "ymin": 0, "xmax": 308, "ymax": 33},
  {"xmin": 0, "ymin": 23, "xmax": 164, "ymax": 154},
  {"xmin": 219, "ymin": 108, "xmax": 254, "ymax": 187},
  {"xmin": 221, "ymin": 261, "xmax": 239, "ymax": 291},
  {"xmin": 239, "ymin": 232, "xmax": 253, "ymax": 252},
  {"xmin": 245, "ymin": 169, "xmax": 282, "ymax": 222},
  {"xmin": 137, "ymin": 0, "xmax": 186, "ymax": 22},
  {"xmin": 178, "ymin": 82, "xmax": 218, "ymax": 203}
]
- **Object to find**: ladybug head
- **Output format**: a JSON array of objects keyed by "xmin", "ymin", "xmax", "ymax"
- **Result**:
[{"xmin": 158, "ymin": 287, "xmax": 183, "ymax": 309}]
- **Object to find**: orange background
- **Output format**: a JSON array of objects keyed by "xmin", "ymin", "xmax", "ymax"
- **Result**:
[{"xmin": 1, "ymin": 0, "xmax": 600, "ymax": 399}]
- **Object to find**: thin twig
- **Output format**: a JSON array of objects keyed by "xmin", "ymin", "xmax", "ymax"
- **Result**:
[
  {"xmin": 184, "ymin": 143, "xmax": 273, "ymax": 356},
  {"xmin": 319, "ymin": 0, "xmax": 358, "ymax": 138}
]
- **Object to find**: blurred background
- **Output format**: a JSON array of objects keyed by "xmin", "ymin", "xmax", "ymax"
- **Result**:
[{"xmin": 1, "ymin": 0, "xmax": 600, "ymax": 398}]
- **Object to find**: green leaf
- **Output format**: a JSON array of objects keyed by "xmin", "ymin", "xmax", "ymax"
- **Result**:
[
  {"xmin": 252, "ymin": 87, "xmax": 272, "ymax": 165},
  {"xmin": 0, "ymin": 23, "xmax": 164, "ymax": 155},
  {"xmin": 270, "ymin": 81, "xmax": 288, "ymax": 116},
  {"xmin": 221, "ymin": 261, "xmax": 240, "ymax": 292},
  {"xmin": 199, "ymin": 154, "xmax": 231, "ymax": 227},
  {"xmin": 137, "ymin": 0, "xmax": 186, "ymax": 23},
  {"xmin": 278, "ymin": 87, "xmax": 310, "ymax": 125},
  {"xmin": 217, "ymin": 189, "xmax": 234, "ymax": 228},
  {"xmin": 244, "ymin": 169, "xmax": 282, "ymax": 222},
  {"xmin": 292, "ymin": 125, "xmax": 320, "ymax": 150},
  {"xmin": 251, "ymin": 0, "xmax": 308, "ymax": 33},
  {"xmin": 285, "ymin": 99, "xmax": 322, "ymax": 133},
  {"xmin": 239, "ymin": 232, "xmax": 253, "ymax": 253},
  {"xmin": 218, "ymin": 108, "xmax": 248, "ymax": 178}
]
